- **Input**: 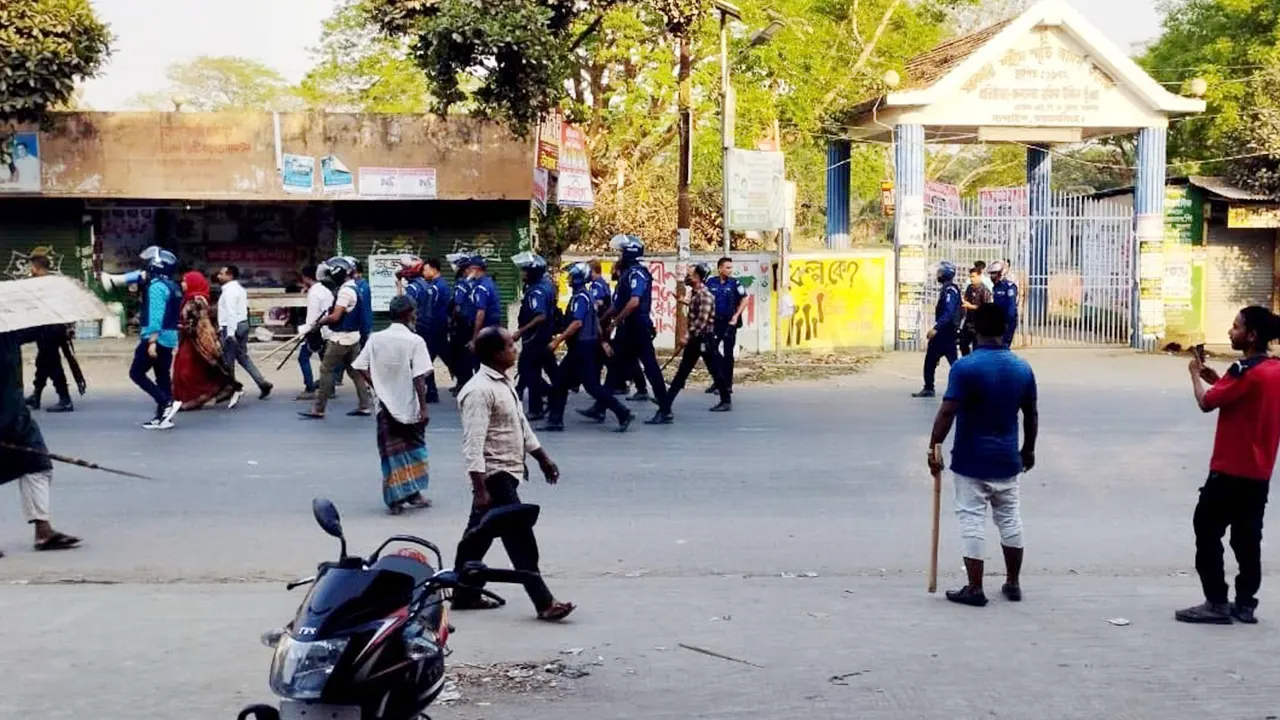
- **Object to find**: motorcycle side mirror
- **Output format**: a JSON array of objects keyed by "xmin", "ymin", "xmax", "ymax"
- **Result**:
[{"xmin": 312, "ymin": 498, "xmax": 347, "ymax": 558}]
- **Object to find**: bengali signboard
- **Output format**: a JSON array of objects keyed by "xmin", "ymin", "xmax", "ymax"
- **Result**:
[
  {"xmin": 726, "ymin": 149, "xmax": 786, "ymax": 231},
  {"xmin": 1163, "ymin": 185, "xmax": 1203, "ymax": 335},
  {"xmin": 537, "ymin": 113, "xmax": 562, "ymax": 172},
  {"xmin": 556, "ymin": 124, "xmax": 594, "ymax": 209},
  {"xmin": 358, "ymin": 167, "xmax": 438, "ymax": 199},
  {"xmin": 366, "ymin": 254, "xmax": 403, "ymax": 313},
  {"xmin": 924, "ymin": 181, "xmax": 962, "ymax": 215},
  {"xmin": 1227, "ymin": 204, "xmax": 1280, "ymax": 229},
  {"xmin": 979, "ymin": 187, "xmax": 1029, "ymax": 217}
]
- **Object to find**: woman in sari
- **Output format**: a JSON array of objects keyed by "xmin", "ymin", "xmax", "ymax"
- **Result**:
[{"xmin": 173, "ymin": 271, "xmax": 242, "ymax": 410}]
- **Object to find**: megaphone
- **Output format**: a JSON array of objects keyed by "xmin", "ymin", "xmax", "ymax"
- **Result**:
[{"xmin": 101, "ymin": 270, "xmax": 146, "ymax": 292}]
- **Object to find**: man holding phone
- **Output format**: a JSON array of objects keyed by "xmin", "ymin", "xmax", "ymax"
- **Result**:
[{"xmin": 1179, "ymin": 307, "xmax": 1280, "ymax": 624}]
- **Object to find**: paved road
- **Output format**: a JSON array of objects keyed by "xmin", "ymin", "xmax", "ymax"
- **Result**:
[{"xmin": 2, "ymin": 349, "xmax": 1277, "ymax": 719}]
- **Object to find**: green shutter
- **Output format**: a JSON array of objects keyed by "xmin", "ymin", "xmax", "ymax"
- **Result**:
[{"xmin": 0, "ymin": 199, "xmax": 85, "ymax": 282}]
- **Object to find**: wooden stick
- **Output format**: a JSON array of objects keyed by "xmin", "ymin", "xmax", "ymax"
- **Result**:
[
  {"xmin": 260, "ymin": 335, "xmax": 304, "ymax": 362},
  {"xmin": 928, "ymin": 443, "xmax": 943, "ymax": 594},
  {"xmin": 0, "ymin": 442, "xmax": 155, "ymax": 480},
  {"xmin": 276, "ymin": 337, "xmax": 304, "ymax": 371}
]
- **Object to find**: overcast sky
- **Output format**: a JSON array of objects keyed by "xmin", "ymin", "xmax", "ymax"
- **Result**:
[{"xmin": 80, "ymin": 0, "xmax": 1164, "ymax": 110}]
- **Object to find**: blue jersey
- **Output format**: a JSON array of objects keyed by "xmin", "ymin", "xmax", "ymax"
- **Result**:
[
  {"xmin": 934, "ymin": 284, "xmax": 962, "ymax": 335},
  {"xmin": 569, "ymin": 288, "xmax": 598, "ymax": 344},
  {"xmin": 706, "ymin": 275, "xmax": 746, "ymax": 322},
  {"xmin": 614, "ymin": 264, "xmax": 653, "ymax": 326},
  {"xmin": 470, "ymin": 275, "xmax": 502, "ymax": 327},
  {"xmin": 430, "ymin": 276, "xmax": 451, "ymax": 327},
  {"xmin": 452, "ymin": 278, "xmax": 475, "ymax": 324},
  {"xmin": 944, "ymin": 347, "xmax": 1037, "ymax": 480},
  {"xmin": 518, "ymin": 279, "xmax": 555, "ymax": 343}
]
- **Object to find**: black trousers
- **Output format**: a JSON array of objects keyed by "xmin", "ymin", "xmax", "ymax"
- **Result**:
[
  {"xmin": 452, "ymin": 472, "xmax": 554, "ymax": 611},
  {"xmin": 449, "ymin": 322, "xmax": 473, "ymax": 388},
  {"xmin": 663, "ymin": 335, "xmax": 729, "ymax": 412},
  {"xmin": 517, "ymin": 341, "xmax": 559, "ymax": 414},
  {"xmin": 958, "ymin": 327, "xmax": 977, "ymax": 357},
  {"xmin": 604, "ymin": 345, "xmax": 647, "ymax": 394},
  {"xmin": 1194, "ymin": 472, "xmax": 1270, "ymax": 608},
  {"xmin": 549, "ymin": 342, "xmax": 627, "ymax": 424},
  {"xmin": 923, "ymin": 332, "xmax": 958, "ymax": 392},
  {"xmin": 606, "ymin": 324, "xmax": 668, "ymax": 410},
  {"xmin": 32, "ymin": 332, "xmax": 69, "ymax": 400},
  {"xmin": 711, "ymin": 321, "xmax": 738, "ymax": 392}
]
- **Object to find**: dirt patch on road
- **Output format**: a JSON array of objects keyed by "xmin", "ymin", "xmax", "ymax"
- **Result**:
[{"xmin": 438, "ymin": 659, "xmax": 596, "ymax": 707}]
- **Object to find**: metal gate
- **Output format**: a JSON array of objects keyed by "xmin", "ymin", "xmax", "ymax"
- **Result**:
[{"xmin": 922, "ymin": 192, "xmax": 1135, "ymax": 348}]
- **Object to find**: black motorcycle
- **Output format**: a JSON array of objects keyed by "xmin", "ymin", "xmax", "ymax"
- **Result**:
[{"xmin": 237, "ymin": 498, "xmax": 541, "ymax": 720}]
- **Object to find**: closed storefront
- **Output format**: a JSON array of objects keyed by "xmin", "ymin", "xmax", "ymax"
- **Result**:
[
  {"xmin": 1205, "ymin": 224, "xmax": 1276, "ymax": 338},
  {"xmin": 0, "ymin": 199, "xmax": 85, "ymax": 281}
]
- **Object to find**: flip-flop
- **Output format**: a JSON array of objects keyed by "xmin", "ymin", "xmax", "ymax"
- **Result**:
[
  {"xmin": 34, "ymin": 532, "xmax": 81, "ymax": 551},
  {"xmin": 405, "ymin": 497, "xmax": 433, "ymax": 510},
  {"xmin": 346, "ymin": 409, "xmax": 373, "ymax": 417},
  {"xmin": 537, "ymin": 601, "xmax": 576, "ymax": 622},
  {"xmin": 297, "ymin": 411, "xmax": 325, "ymax": 420}
]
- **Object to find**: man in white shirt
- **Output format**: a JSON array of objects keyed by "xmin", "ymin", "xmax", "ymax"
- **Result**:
[
  {"xmin": 299, "ymin": 258, "xmax": 373, "ymax": 419},
  {"xmin": 351, "ymin": 295, "xmax": 433, "ymax": 514},
  {"xmin": 452, "ymin": 326, "xmax": 575, "ymax": 622},
  {"xmin": 296, "ymin": 264, "xmax": 335, "ymax": 400},
  {"xmin": 216, "ymin": 265, "xmax": 272, "ymax": 399}
]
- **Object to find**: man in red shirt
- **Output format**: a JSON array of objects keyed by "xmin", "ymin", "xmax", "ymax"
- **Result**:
[{"xmin": 1178, "ymin": 306, "xmax": 1280, "ymax": 625}]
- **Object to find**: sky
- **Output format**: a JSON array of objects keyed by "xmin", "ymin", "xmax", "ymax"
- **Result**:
[{"xmin": 80, "ymin": 0, "xmax": 1164, "ymax": 111}]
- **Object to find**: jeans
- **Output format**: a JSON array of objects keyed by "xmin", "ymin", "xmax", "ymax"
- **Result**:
[
  {"xmin": 452, "ymin": 472, "xmax": 555, "ymax": 611},
  {"xmin": 130, "ymin": 341, "xmax": 173, "ymax": 410},
  {"xmin": 315, "ymin": 341, "xmax": 371, "ymax": 413},
  {"xmin": 549, "ymin": 342, "xmax": 627, "ymax": 424},
  {"xmin": 222, "ymin": 321, "xmax": 268, "ymax": 389},
  {"xmin": 923, "ymin": 332, "xmax": 958, "ymax": 392},
  {"xmin": 1194, "ymin": 472, "xmax": 1270, "ymax": 608},
  {"xmin": 663, "ymin": 334, "xmax": 728, "ymax": 412},
  {"xmin": 711, "ymin": 321, "xmax": 738, "ymax": 392},
  {"xmin": 953, "ymin": 473, "xmax": 1023, "ymax": 559}
]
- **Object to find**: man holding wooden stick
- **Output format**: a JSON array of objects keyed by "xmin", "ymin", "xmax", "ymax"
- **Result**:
[{"xmin": 927, "ymin": 303, "xmax": 1038, "ymax": 607}]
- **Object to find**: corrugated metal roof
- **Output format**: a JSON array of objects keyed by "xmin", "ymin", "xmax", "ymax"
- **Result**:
[{"xmin": 1187, "ymin": 176, "xmax": 1276, "ymax": 202}]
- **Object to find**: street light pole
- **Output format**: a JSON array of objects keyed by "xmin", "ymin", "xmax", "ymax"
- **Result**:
[{"xmin": 720, "ymin": 11, "xmax": 733, "ymax": 254}]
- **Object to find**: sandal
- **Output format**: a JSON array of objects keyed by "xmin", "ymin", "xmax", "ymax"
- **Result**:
[
  {"xmin": 297, "ymin": 411, "xmax": 325, "ymax": 420},
  {"xmin": 346, "ymin": 408, "xmax": 373, "ymax": 417},
  {"xmin": 537, "ymin": 601, "xmax": 576, "ymax": 622},
  {"xmin": 34, "ymin": 532, "xmax": 81, "ymax": 551},
  {"xmin": 452, "ymin": 596, "xmax": 504, "ymax": 611},
  {"xmin": 405, "ymin": 496, "xmax": 433, "ymax": 509}
]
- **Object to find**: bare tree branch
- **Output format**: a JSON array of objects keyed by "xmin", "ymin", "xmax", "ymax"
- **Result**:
[{"xmin": 817, "ymin": 0, "xmax": 903, "ymax": 115}]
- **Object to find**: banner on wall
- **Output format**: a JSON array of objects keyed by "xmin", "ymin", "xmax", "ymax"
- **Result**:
[
  {"xmin": 282, "ymin": 154, "xmax": 315, "ymax": 194},
  {"xmin": 924, "ymin": 181, "xmax": 962, "ymax": 215},
  {"xmin": 358, "ymin": 167, "xmax": 438, "ymax": 199},
  {"xmin": 366, "ymin": 254, "xmax": 404, "ymax": 313},
  {"xmin": 556, "ymin": 124, "xmax": 594, "ymax": 208},
  {"xmin": 978, "ymin": 187, "xmax": 1028, "ymax": 217},
  {"xmin": 726, "ymin": 149, "xmax": 786, "ymax": 231},
  {"xmin": 0, "ymin": 132, "xmax": 40, "ymax": 193}
]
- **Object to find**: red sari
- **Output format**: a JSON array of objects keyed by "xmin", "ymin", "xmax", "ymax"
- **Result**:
[{"xmin": 173, "ymin": 271, "xmax": 239, "ymax": 410}]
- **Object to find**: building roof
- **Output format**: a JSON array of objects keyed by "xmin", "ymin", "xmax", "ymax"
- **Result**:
[{"xmin": 1093, "ymin": 176, "xmax": 1277, "ymax": 202}]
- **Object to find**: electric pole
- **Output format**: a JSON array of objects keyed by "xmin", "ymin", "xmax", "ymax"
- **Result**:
[{"xmin": 675, "ymin": 31, "xmax": 693, "ymax": 344}]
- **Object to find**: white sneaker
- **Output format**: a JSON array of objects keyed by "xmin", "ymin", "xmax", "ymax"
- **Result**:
[
  {"xmin": 143, "ymin": 418, "xmax": 174, "ymax": 431},
  {"xmin": 227, "ymin": 390, "xmax": 245, "ymax": 409},
  {"xmin": 162, "ymin": 401, "xmax": 182, "ymax": 423},
  {"xmin": 142, "ymin": 417, "xmax": 161, "ymax": 429}
]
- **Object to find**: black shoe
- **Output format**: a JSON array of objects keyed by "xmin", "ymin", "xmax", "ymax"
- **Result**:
[
  {"xmin": 626, "ymin": 391, "xmax": 650, "ymax": 403},
  {"xmin": 704, "ymin": 385, "xmax": 718, "ymax": 394},
  {"xmin": 540, "ymin": 422, "xmax": 565, "ymax": 432},
  {"xmin": 616, "ymin": 411, "xmax": 634, "ymax": 433},
  {"xmin": 644, "ymin": 411, "xmax": 674, "ymax": 425},
  {"xmin": 709, "ymin": 402, "xmax": 732, "ymax": 413},
  {"xmin": 912, "ymin": 388, "xmax": 936, "ymax": 398},
  {"xmin": 1001, "ymin": 583, "xmax": 1022, "ymax": 602},
  {"xmin": 1174, "ymin": 601, "xmax": 1233, "ymax": 624},
  {"xmin": 944, "ymin": 586, "xmax": 989, "ymax": 607},
  {"xmin": 575, "ymin": 408, "xmax": 606, "ymax": 423},
  {"xmin": 46, "ymin": 399, "xmax": 74, "ymax": 413},
  {"xmin": 24, "ymin": 394, "xmax": 39, "ymax": 410},
  {"xmin": 526, "ymin": 410, "xmax": 547, "ymax": 422},
  {"xmin": 258, "ymin": 382, "xmax": 273, "ymax": 400},
  {"xmin": 1231, "ymin": 602, "xmax": 1258, "ymax": 625}
]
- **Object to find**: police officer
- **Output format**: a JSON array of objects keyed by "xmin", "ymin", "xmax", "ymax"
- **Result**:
[
  {"xmin": 543, "ymin": 263, "xmax": 633, "ymax": 433},
  {"xmin": 512, "ymin": 252, "xmax": 558, "ymax": 420},
  {"xmin": 446, "ymin": 252, "xmax": 476, "ymax": 392},
  {"xmin": 401, "ymin": 255, "xmax": 443, "ymax": 403},
  {"xmin": 988, "ymin": 260, "xmax": 1018, "ymax": 347},
  {"xmin": 467, "ymin": 255, "xmax": 502, "ymax": 369},
  {"xmin": 590, "ymin": 236, "xmax": 669, "ymax": 423},
  {"xmin": 601, "ymin": 263, "xmax": 649, "ymax": 401},
  {"xmin": 705, "ymin": 256, "xmax": 748, "ymax": 397},
  {"xmin": 913, "ymin": 261, "xmax": 962, "ymax": 399},
  {"xmin": 129, "ymin": 246, "xmax": 183, "ymax": 429}
]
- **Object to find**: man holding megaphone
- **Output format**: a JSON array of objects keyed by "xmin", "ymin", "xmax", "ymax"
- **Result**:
[{"xmin": 104, "ymin": 247, "xmax": 184, "ymax": 430}]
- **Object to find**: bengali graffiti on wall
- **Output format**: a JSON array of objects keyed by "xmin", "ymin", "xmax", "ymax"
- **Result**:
[{"xmin": 776, "ymin": 253, "xmax": 889, "ymax": 350}]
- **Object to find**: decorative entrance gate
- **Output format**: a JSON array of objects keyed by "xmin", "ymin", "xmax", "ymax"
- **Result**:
[{"xmin": 921, "ymin": 192, "xmax": 1135, "ymax": 348}]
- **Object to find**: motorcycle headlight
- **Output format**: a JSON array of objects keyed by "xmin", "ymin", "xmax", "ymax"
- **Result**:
[{"xmin": 268, "ymin": 635, "xmax": 349, "ymax": 700}]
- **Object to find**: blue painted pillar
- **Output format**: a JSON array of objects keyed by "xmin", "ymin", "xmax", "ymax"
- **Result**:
[
  {"xmin": 826, "ymin": 139, "xmax": 852, "ymax": 249},
  {"xmin": 893, "ymin": 124, "xmax": 927, "ymax": 350},
  {"xmin": 1026, "ymin": 144, "xmax": 1052, "ymax": 330},
  {"xmin": 1134, "ymin": 126, "xmax": 1168, "ymax": 350}
]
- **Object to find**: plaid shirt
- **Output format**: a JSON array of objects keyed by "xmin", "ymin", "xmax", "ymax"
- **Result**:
[{"xmin": 687, "ymin": 284, "xmax": 715, "ymax": 338}]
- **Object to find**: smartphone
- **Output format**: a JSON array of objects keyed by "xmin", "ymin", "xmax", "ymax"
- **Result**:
[{"xmin": 1194, "ymin": 344, "xmax": 1206, "ymax": 363}]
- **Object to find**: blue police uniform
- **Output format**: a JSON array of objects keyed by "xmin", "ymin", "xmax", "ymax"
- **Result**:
[
  {"xmin": 921, "ymin": 283, "xmax": 962, "ymax": 394},
  {"xmin": 470, "ymin": 275, "xmax": 502, "ymax": 329},
  {"xmin": 992, "ymin": 278, "xmax": 1018, "ymax": 347},
  {"xmin": 516, "ymin": 277, "xmax": 559, "ymax": 416},
  {"xmin": 606, "ymin": 263, "xmax": 669, "ymax": 411},
  {"xmin": 589, "ymin": 277, "xmax": 611, "ymax": 314},
  {"xmin": 705, "ymin": 274, "xmax": 747, "ymax": 394},
  {"xmin": 447, "ymin": 275, "xmax": 475, "ymax": 388},
  {"xmin": 547, "ymin": 286, "xmax": 630, "ymax": 427},
  {"xmin": 405, "ymin": 277, "xmax": 441, "ymax": 398},
  {"xmin": 355, "ymin": 277, "xmax": 374, "ymax": 345},
  {"xmin": 602, "ymin": 276, "xmax": 645, "ymax": 395}
]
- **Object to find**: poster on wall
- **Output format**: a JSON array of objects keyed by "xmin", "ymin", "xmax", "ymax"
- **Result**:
[
  {"xmin": 537, "ymin": 113, "xmax": 561, "ymax": 172},
  {"xmin": 358, "ymin": 167, "xmax": 438, "ymax": 199},
  {"xmin": 978, "ymin": 187, "xmax": 1028, "ymax": 217},
  {"xmin": 532, "ymin": 168, "xmax": 549, "ymax": 214},
  {"xmin": 0, "ymin": 132, "xmax": 40, "ymax": 193},
  {"xmin": 924, "ymin": 181, "xmax": 962, "ymax": 215},
  {"xmin": 321, "ymin": 155, "xmax": 354, "ymax": 194},
  {"xmin": 282, "ymin": 154, "xmax": 315, "ymax": 194},
  {"xmin": 367, "ymin": 254, "xmax": 403, "ymax": 312},
  {"xmin": 726, "ymin": 149, "xmax": 786, "ymax": 231},
  {"xmin": 556, "ymin": 124, "xmax": 595, "ymax": 208},
  {"xmin": 205, "ymin": 246, "xmax": 298, "ymax": 288}
]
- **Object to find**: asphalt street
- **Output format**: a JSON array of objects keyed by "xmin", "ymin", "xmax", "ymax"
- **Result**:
[{"xmin": 2, "ymin": 348, "xmax": 1277, "ymax": 719}]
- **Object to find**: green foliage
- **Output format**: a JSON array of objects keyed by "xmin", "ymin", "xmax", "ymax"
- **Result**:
[
  {"xmin": 297, "ymin": 1, "xmax": 431, "ymax": 113},
  {"xmin": 0, "ymin": 0, "xmax": 111, "ymax": 123},
  {"xmin": 128, "ymin": 56, "xmax": 299, "ymax": 112},
  {"xmin": 1224, "ymin": 60, "xmax": 1280, "ymax": 196}
]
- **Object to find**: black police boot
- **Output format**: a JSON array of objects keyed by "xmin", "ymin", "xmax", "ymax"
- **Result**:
[
  {"xmin": 704, "ymin": 384, "xmax": 718, "ymax": 394},
  {"xmin": 46, "ymin": 395, "xmax": 74, "ymax": 413},
  {"xmin": 644, "ymin": 410, "xmax": 674, "ymax": 425},
  {"xmin": 626, "ymin": 390, "xmax": 650, "ymax": 403},
  {"xmin": 575, "ymin": 407, "xmax": 606, "ymax": 423},
  {"xmin": 616, "ymin": 410, "xmax": 635, "ymax": 433},
  {"xmin": 709, "ymin": 401, "xmax": 732, "ymax": 413},
  {"xmin": 912, "ymin": 388, "xmax": 936, "ymax": 398}
]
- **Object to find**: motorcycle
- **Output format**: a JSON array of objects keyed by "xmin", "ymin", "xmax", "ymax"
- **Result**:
[{"xmin": 237, "ymin": 497, "xmax": 542, "ymax": 720}]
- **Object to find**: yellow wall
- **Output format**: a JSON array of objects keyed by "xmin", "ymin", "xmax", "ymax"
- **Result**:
[{"xmin": 774, "ymin": 251, "xmax": 892, "ymax": 350}]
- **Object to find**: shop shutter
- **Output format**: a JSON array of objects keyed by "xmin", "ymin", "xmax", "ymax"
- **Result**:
[
  {"xmin": 337, "ymin": 201, "xmax": 528, "ymax": 327},
  {"xmin": 1205, "ymin": 225, "xmax": 1275, "ymax": 339},
  {"xmin": 0, "ymin": 199, "xmax": 85, "ymax": 282}
]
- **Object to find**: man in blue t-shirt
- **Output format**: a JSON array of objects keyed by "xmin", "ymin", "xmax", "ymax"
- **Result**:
[{"xmin": 927, "ymin": 303, "xmax": 1039, "ymax": 608}]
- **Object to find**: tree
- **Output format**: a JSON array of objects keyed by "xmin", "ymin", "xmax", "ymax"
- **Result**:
[
  {"xmin": 0, "ymin": 0, "xmax": 111, "ymax": 125},
  {"xmin": 127, "ymin": 56, "xmax": 299, "ymax": 112},
  {"xmin": 1223, "ymin": 61, "xmax": 1280, "ymax": 197},
  {"xmin": 297, "ymin": 0, "xmax": 431, "ymax": 113}
]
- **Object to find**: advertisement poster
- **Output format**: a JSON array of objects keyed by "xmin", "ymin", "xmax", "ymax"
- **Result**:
[
  {"xmin": 321, "ymin": 155, "xmax": 354, "ymax": 194},
  {"xmin": 537, "ymin": 113, "xmax": 561, "ymax": 172},
  {"xmin": 725, "ymin": 149, "xmax": 785, "ymax": 231},
  {"xmin": 282, "ymin": 154, "xmax": 315, "ymax": 194},
  {"xmin": 556, "ymin": 124, "xmax": 595, "ymax": 209},
  {"xmin": 367, "ymin": 254, "xmax": 403, "ymax": 312},
  {"xmin": 532, "ymin": 167, "xmax": 549, "ymax": 214},
  {"xmin": 205, "ymin": 246, "xmax": 298, "ymax": 288},
  {"xmin": 0, "ymin": 132, "xmax": 41, "ymax": 193},
  {"xmin": 358, "ymin": 167, "xmax": 438, "ymax": 199},
  {"xmin": 924, "ymin": 181, "xmax": 962, "ymax": 215},
  {"xmin": 979, "ymin": 187, "xmax": 1029, "ymax": 217}
]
